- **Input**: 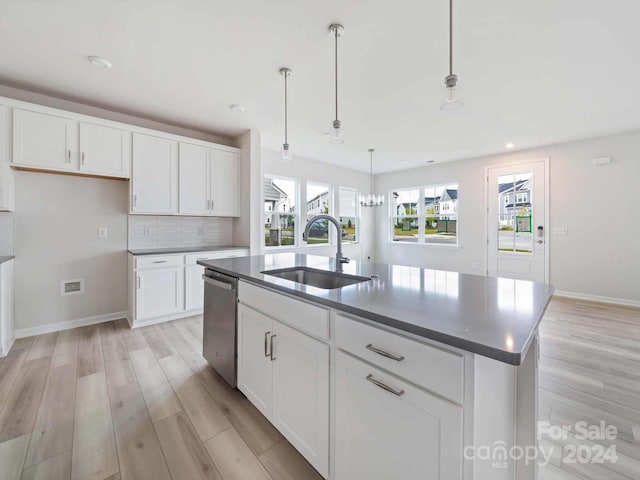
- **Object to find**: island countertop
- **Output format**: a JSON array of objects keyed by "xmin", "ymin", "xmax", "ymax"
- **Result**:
[{"xmin": 198, "ymin": 253, "xmax": 554, "ymax": 365}]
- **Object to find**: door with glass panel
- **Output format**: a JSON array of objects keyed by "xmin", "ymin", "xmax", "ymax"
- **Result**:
[{"xmin": 487, "ymin": 160, "xmax": 547, "ymax": 282}]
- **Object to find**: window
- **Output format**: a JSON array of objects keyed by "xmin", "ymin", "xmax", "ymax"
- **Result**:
[
  {"xmin": 339, "ymin": 187, "xmax": 359, "ymax": 243},
  {"xmin": 305, "ymin": 182, "xmax": 332, "ymax": 244},
  {"xmin": 516, "ymin": 192, "xmax": 527, "ymax": 204},
  {"xmin": 390, "ymin": 184, "xmax": 459, "ymax": 245},
  {"xmin": 264, "ymin": 175, "xmax": 297, "ymax": 247}
]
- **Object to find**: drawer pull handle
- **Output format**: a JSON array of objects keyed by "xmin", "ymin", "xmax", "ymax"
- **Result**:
[
  {"xmin": 264, "ymin": 331, "xmax": 271, "ymax": 357},
  {"xmin": 366, "ymin": 374, "xmax": 405, "ymax": 397},
  {"xmin": 152, "ymin": 260, "xmax": 168, "ymax": 264},
  {"xmin": 366, "ymin": 344, "xmax": 405, "ymax": 362}
]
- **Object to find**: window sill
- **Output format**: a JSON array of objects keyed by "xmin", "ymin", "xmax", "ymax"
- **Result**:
[{"xmin": 387, "ymin": 242, "xmax": 462, "ymax": 250}]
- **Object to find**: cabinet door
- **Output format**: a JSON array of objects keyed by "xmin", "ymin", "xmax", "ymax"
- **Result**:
[
  {"xmin": 13, "ymin": 109, "xmax": 77, "ymax": 170},
  {"xmin": 209, "ymin": 148, "xmax": 239, "ymax": 216},
  {"xmin": 131, "ymin": 133, "xmax": 178, "ymax": 213},
  {"xmin": 272, "ymin": 320, "xmax": 329, "ymax": 478},
  {"xmin": 79, "ymin": 122, "xmax": 131, "ymax": 177},
  {"xmin": 179, "ymin": 142, "xmax": 210, "ymax": 215},
  {"xmin": 237, "ymin": 305, "xmax": 273, "ymax": 419},
  {"xmin": 135, "ymin": 267, "xmax": 184, "ymax": 320},
  {"xmin": 185, "ymin": 264, "xmax": 205, "ymax": 311},
  {"xmin": 334, "ymin": 351, "xmax": 463, "ymax": 480}
]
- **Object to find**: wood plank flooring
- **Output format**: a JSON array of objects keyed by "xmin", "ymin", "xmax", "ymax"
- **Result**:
[
  {"xmin": 0, "ymin": 316, "xmax": 314, "ymax": 480},
  {"xmin": 0, "ymin": 298, "xmax": 637, "ymax": 479}
]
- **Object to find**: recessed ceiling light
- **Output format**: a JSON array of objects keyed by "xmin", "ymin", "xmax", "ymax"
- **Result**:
[
  {"xmin": 87, "ymin": 56, "xmax": 112, "ymax": 69},
  {"xmin": 505, "ymin": 142, "xmax": 515, "ymax": 149},
  {"xmin": 229, "ymin": 104, "xmax": 245, "ymax": 113}
]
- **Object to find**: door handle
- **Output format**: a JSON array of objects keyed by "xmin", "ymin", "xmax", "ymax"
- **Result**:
[
  {"xmin": 365, "ymin": 344, "xmax": 405, "ymax": 362},
  {"xmin": 270, "ymin": 335, "xmax": 276, "ymax": 361},
  {"xmin": 366, "ymin": 374, "xmax": 405, "ymax": 397},
  {"xmin": 264, "ymin": 331, "xmax": 271, "ymax": 357}
]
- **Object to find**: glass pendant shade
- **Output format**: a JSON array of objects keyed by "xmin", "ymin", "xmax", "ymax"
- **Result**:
[
  {"xmin": 329, "ymin": 120, "xmax": 344, "ymax": 145},
  {"xmin": 360, "ymin": 149, "xmax": 384, "ymax": 207},
  {"xmin": 280, "ymin": 143, "xmax": 292, "ymax": 162}
]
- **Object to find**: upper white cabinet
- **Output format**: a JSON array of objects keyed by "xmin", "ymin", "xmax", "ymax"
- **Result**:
[
  {"xmin": 131, "ymin": 133, "xmax": 178, "ymax": 214},
  {"xmin": 13, "ymin": 109, "xmax": 77, "ymax": 171},
  {"xmin": 209, "ymin": 148, "xmax": 240, "ymax": 216},
  {"xmin": 79, "ymin": 122, "xmax": 131, "ymax": 177},
  {"xmin": 0, "ymin": 106, "xmax": 13, "ymax": 212},
  {"xmin": 179, "ymin": 143, "xmax": 240, "ymax": 217},
  {"xmin": 179, "ymin": 142, "xmax": 210, "ymax": 215}
]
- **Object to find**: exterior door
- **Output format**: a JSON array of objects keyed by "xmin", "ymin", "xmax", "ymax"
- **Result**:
[
  {"xmin": 334, "ymin": 351, "xmax": 463, "ymax": 480},
  {"xmin": 487, "ymin": 160, "xmax": 547, "ymax": 282},
  {"xmin": 237, "ymin": 304, "xmax": 273, "ymax": 419},
  {"xmin": 79, "ymin": 122, "xmax": 131, "ymax": 177}
]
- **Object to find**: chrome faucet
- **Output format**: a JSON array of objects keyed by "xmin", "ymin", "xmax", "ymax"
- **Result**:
[{"xmin": 303, "ymin": 214, "xmax": 350, "ymax": 273}]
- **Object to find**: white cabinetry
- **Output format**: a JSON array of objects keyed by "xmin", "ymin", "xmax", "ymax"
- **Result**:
[
  {"xmin": 334, "ymin": 351, "xmax": 463, "ymax": 480},
  {"xmin": 131, "ymin": 133, "xmax": 178, "ymax": 214},
  {"xmin": 0, "ymin": 260, "xmax": 15, "ymax": 357},
  {"xmin": 79, "ymin": 122, "xmax": 131, "ymax": 177},
  {"xmin": 179, "ymin": 143, "xmax": 240, "ymax": 216},
  {"xmin": 238, "ymin": 303, "xmax": 329, "ymax": 478},
  {"xmin": 13, "ymin": 109, "xmax": 77, "ymax": 171},
  {"xmin": 0, "ymin": 106, "xmax": 13, "ymax": 211}
]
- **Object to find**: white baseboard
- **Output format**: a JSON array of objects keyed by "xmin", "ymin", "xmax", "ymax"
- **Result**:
[
  {"xmin": 0, "ymin": 337, "xmax": 16, "ymax": 358},
  {"xmin": 15, "ymin": 311, "xmax": 128, "ymax": 338},
  {"xmin": 553, "ymin": 290, "xmax": 640, "ymax": 308},
  {"xmin": 129, "ymin": 309, "xmax": 203, "ymax": 329}
]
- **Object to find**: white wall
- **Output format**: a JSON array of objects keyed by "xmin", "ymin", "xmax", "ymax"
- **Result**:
[
  {"xmin": 14, "ymin": 171, "xmax": 128, "ymax": 332},
  {"xmin": 261, "ymin": 148, "xmax": 375, "ymax": 262},
  {"xmin": 375, "ymin": 130, "xmax": 640, "ymax": 304}
]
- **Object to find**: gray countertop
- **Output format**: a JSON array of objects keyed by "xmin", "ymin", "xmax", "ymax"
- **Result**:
[
  {"xmin": 0, "ymin": 255, "xmax": 15, "ymax": 265},
  {"xmin": 198, "ymin": 253, "xmax": 554, "ymax": 365},
  {"xmin": 128, "ymin": 245, "xmax": 249, "ymax": 256}
]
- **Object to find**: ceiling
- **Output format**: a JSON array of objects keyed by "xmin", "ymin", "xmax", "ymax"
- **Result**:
[{"xmin": 1, "ymin": 0, "xmax": 639, "ymax": 173}]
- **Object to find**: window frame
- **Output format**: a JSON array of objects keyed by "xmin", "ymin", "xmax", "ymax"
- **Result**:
[
  {"xmin": 264, "ymin": 174, "xmax": 300, "ymax": 250},
  {"xmin": 338, "ymin": 186, "xmax": 361, "ymax": 244},
  {"xmin": 305, "ymin": 180, "xmax": 334, "ymax": 247},
  {"xmin": 389, "ymin": 183, "xmax": 460, "ymax": 247}
]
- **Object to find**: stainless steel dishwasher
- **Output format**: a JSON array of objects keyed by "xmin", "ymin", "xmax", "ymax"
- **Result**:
[{"xmin": 202, "ymin": 268, "xmax": 238, "ymax": 387}]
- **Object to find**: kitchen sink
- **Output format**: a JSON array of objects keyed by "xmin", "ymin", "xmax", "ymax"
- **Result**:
[{"xmin": 261, "ymin": 267, "xmax": 371, "ymax": 289}]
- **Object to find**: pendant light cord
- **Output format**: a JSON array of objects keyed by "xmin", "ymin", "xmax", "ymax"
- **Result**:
[
  {"xmin": 284, "ymin": 72, "xmax": 288, "ymax": 144},
  {"xmin": 335, "ymin": 27, "xmax": 339, "ymax": 122},
  {"xmin": 449, "ymin": 0, "xmax": 453, "ymax": 75}
]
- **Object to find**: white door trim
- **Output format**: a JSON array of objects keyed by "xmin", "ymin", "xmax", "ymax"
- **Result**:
[{"xmin": 483, "ymin": 158, "xmax": 550, "ymax": 283}]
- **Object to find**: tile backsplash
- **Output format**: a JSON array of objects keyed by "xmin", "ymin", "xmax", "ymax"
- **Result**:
[
  {"xmin": 128, "ymin": 215, "xmax": 234, "ymax": 249},
  {"xmin": 0, "ymin": 213, "xmax": 14, "ymax": 255}
]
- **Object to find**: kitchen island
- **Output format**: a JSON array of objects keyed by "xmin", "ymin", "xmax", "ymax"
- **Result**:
[{"xmin": 198, "ymin": 253, "xmax": 554, "ymax": 480}]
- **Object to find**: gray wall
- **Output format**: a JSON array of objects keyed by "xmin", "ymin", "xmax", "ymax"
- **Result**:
[{"xmin": 375, "ymin": 130, "xmax": 640, "ymax": 303}]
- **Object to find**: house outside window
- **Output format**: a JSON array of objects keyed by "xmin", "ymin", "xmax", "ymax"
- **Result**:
[
  {"xmin": 339, "ymin": 187, "xmax": 359, "ymax": 243},
  {"xmin": 305, "ymin": 182, "xmax": 332, "ymax": 245},
  {"xmin": 391, "ymin": 184, "xmax": 459, "ymax": 245},
  {"xmin": 264, "ymin": 175, "xmax": 297, "ymax": 247}
]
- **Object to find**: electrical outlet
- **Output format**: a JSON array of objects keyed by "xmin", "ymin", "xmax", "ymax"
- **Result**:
[
  {"xmin": 98, "ymin": 227, "xmax": 108, "ymax": 239},
  {"xmin": 553, "ymin": 227, "xmax": 568, "ymax": 236},
  {"xmin": 472, "ymin": 262, "xmax": 479, "ymax": 270},
  {"xmin": 144, "ymin": 226, "xmax": 153, "ymax": 237}
]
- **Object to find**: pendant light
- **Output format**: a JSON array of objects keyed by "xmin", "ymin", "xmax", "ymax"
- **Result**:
[
  {"xmin": 441, "ymin": 0, "xmax": 463, "ymax": 111},
  {"xmin": 279, "ymin": 67, "xmax": 293, "ymax": 161},
  {"xmin": 361, "ymin": 149, "xmax": 384, "ymax": 207},
  {"xmin": 328, "ymin": 23, "xmax": 344, "ymax": 144}
]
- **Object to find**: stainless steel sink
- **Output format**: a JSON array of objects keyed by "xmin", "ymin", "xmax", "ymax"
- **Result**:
[{"xmin": 261, "ymin": 267, "xmax": 371, "ymax": 289}]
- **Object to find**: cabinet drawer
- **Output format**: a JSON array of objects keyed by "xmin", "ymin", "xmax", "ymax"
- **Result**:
[
  {"xmin": 335, "ymin": 314, "xmax": 464, "ymax": 404},
  {"xmin": 185, "ymin": 249, "xmax": 248, "ymax": 265},
  {"xmin": 135, "ymin": 255, "xmax": 183, "ymax": 269},
  {"xmin": 239, "ymin": 281, "xmax": 329, "ymax": 340}
]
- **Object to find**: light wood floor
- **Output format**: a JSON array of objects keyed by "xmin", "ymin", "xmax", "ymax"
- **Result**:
[
  {"xmin": 0, "ymin": 316, "xmax": 322, "ymax": 480},
  {"xmin": 0, "ymin": 298, "xmax": 638, "ymax": 480},
  {"xmin": 538, "ymin": 297, "xmax": 640, "ymax": 480}
]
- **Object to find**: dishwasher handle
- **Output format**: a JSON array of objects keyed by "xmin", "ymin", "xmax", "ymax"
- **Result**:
[{"xmin": 202, "ymin": 275, "xmax": 235, "ymax": 291}]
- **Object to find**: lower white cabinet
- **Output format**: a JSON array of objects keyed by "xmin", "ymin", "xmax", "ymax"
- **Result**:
[
  {"xmin": 185, "ymin": 264, "xmax": 206, "ymax": 311},
  {"xmin": 238, "ymin": 304, "xmax": 329, "ymax": 478},
  {"xmin": 0, "ymin": 260, "xmax": 15, "ymax": 357},
  {"xmin": 135, "ymin": 265, "xmax": 184, "ymax": 321},
  {"xmin": 334, "ymin": 351, "xmax": 463, "ymax": 480}
]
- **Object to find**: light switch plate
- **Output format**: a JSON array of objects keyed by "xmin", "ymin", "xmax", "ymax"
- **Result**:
[
  {"xmin": 98, "ymin": 227, "xmax": 108, "ymax": 239},
  {"xmin": 553, "ymin": 227, "xmax": 568, "ymax": 236}
]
